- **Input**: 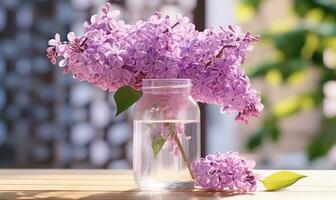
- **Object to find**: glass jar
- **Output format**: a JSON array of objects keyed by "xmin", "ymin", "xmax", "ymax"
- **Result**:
[{"xmin": 133, "ymin": 79, "xmax": 200, "ymax": 190}]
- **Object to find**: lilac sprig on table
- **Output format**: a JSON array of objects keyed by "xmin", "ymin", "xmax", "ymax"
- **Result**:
[
  {"xmin": 191, "ymin": 152, "xmax": 259, "ymax": 192},
  {"xmin": 46, "ymin": 3, "xmax": 263, "ymax": 123},
  {"xmin": 191, "ymin": 152, "xmax": 307, "ymax": 193}
]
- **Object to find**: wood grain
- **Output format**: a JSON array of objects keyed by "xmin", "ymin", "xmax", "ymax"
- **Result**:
[{"xmin": 0, "ymin": 170, "xmax": 334, "ymax": 199}]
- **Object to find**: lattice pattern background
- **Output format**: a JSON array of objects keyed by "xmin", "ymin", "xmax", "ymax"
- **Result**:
[{"xmin": 0, "ymin": 0, "xmax": 199, "ymax": 168}]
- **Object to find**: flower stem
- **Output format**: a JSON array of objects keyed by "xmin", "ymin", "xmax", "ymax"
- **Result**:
[
  {"xmin": 204, "ymin": 44, "xmax": 234, "ymax": 68},
  {"xmin": 172, "ymin": 132, "xmax": 194, "ymax": 179},
  {"xmin": 164, "ymin": 22, "xmax": 179, "ymax": 34}
]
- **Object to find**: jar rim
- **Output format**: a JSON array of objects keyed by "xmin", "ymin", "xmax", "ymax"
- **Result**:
[{"xmin": 142, "ymin": 79, "xmax": 192, "ymax": 91}]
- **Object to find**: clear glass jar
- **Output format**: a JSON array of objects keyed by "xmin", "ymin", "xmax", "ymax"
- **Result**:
[{"xmin": 133, "ymin": 79, "xmax": 200, "ymax": 190}]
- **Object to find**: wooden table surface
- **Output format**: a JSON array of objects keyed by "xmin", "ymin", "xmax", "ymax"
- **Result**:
[{"xmin": 0, "ymin": 170, "xmax": 334, "ymax": 200}]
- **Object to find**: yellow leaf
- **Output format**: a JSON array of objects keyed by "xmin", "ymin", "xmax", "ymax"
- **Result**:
[
  {"xmin": 265, "ymin": 69, "xmax": 282, "ymax": 85},
  {"xmin": 287, "ymin": 69, "xmax": 307, "ymax": 86},
  {"xmin": 325, "ymin": 37, "xmax": 336, "ymax": 50},
  {"xmin": 271, "ymin": 50, "xmax": 285, "ymax": 62},
  {"xmin": 305, "ymin": 8, "xmax": 324, "ymax": 24},
  {"xmin": 234, "ymin": 3, "xmax": 254, "ymax": 23},
  {"xmin": 261, "ymin": 171, "xmax": 307, "ymax": 191},
  {"xmin": 301, "ymin": 33, "xmax": 319, "ymax": 59},
  {"xmin": 301, "ymin": 96, "xmax": 315, "ymax": 109},
  {"xmin": 268, "ymin": 19, "xmax": 295, "ymax": 34},
  {"xmin": 272, "ymin": 97, "xmax": 300, "ymax": 118}
]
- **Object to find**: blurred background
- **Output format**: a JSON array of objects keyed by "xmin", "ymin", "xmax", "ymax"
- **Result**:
[{"xmin": 0, "ymin": 0, "xmax": 335, "ymax": 169}]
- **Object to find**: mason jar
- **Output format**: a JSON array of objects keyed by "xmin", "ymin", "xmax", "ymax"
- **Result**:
[{"xmin": 133, "ymin": 79, "xmax": 200, "ymax": 189}]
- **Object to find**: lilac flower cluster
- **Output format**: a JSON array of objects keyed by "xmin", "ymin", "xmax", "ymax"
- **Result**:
[
  {"xmin": 191, "ymin": 152, "xmax": 259, "ymax": 192},
  {"xmin": 47, "ymin": 3, "xmax": 263, "ymax": 122}
]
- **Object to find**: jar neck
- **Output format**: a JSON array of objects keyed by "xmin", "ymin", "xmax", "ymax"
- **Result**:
[{"xmin": 142, "ymin": 79, "xmax": 192, "ymax": 94}]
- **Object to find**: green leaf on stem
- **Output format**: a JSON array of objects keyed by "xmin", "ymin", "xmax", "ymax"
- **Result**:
[
  {"xmin": 261, "ymin": 171, "xmax": 307, "ymax": 191},
  {"xmin": 151, "ymin": 135, "xmax": 166, "ymax": 158},
  {"xmin": 151, "ymin": 124, "xmax": 175, "ymax": 158},
  {"xmin": 114, "ymin": 86, "xmax": 143, "ymax": 117}
]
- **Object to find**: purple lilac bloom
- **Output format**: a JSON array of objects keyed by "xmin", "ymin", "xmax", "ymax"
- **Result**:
[
  {"xmin": 191, "ymin": 152, "xmax": 259, "ymax": 192},
  {"xmin": 46, "ymin": 3, "xmax": 262, "ymax": 123}
]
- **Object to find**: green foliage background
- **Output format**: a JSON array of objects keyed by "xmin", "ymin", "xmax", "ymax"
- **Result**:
[{"xmin": 238, "ymin": 0, "xmax": 336, "ymax": 160}]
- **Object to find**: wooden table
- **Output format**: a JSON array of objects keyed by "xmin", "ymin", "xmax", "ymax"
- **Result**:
[{"xmin": 0, "ymin": 170, "xmax": 334, "ymax": 200}]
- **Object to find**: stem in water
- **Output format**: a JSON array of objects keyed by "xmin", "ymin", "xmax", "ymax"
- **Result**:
[{"xmin": 172, "ymin": 132, "xmax": 194, "ymax": 179}]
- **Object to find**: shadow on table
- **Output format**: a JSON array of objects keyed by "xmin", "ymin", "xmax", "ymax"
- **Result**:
[
  {"xmin": 0, "ymin": 191, "xmax": 87, "ymax": 200},
  {"xmin": 0, "ymin": 189, "xmax": 253, "ymax": 200},
  {"xmin": 81, "ymin": 189, "xmax": 254, "ymax": 200}
]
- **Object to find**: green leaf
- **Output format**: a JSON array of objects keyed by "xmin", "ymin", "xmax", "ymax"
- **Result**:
[
  {"xmin": 265, "ymin": 119, "xmax": 279, "ymax": 142},
  {"xmin": 151, "ymin": 124, "xmax": 175, "ymax": 158},
  {"xmin": 261, "ymin": 171, "xmax": 307, "ymax": 191},
  {"xmin": 114, "ymin": 86, "xmax": 143, "ymax": 117},
  {"xmin": 307, "ymin": 117, "xmax": 336, "ymax": 160},
  {"xmin": 151, "ymin": 135, "xmax": 166, "ymax": 158},
  {"xmin": 247, "ymin": 61, "xmax": 278, "ymax": 78},
  {"xmin": 241, "ymin": 0, "xmax": 262, "ymax": 10},
  {"xmin": 270, "ymin": 29, "xmax": 307, "ymax": 59},
  {"xmin": 247, "ymin": 129, "xmax": 265, "ymax": 150}
]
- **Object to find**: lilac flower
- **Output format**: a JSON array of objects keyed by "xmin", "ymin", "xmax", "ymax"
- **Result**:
[
  {"xmin": 46, "ymin": 33, "xmax": 63, "ymax": 65},
  {"xmin": 46, "ymin": 2, "xmax": 262, "ymax": 122},
  {"xmin": 48, "ymin": 33, "xmax": 61, "ymax": 46},
  {"xmin": 191, "ymin": 152, "xmax": 259, "ymax": 192},
  {"xmin": 46, "ymin": 47, "xmax": 57, "ymax": 65},
  {"xmin": 154, "ymin": 57, "xmax": 179, "ymax": 78}
]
